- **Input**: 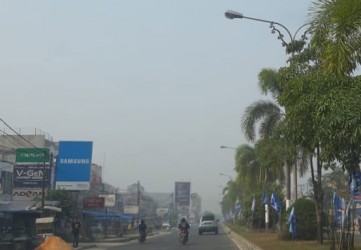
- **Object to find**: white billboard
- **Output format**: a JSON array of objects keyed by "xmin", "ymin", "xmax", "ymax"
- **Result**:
[
  {"xmin": 99, "ymin": 194, "xmax": 115, "ymax": 207},
  {"xmin": 124, "ymin": 205, "xmax": 139, "ymax": 214}
]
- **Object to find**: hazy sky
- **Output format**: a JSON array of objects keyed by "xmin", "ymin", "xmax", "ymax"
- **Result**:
[{"xmin": 0, "ymin": 0, "xmax": 311, "ymax": 214}]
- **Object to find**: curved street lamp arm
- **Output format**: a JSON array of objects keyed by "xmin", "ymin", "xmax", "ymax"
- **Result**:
[
  {"xmin": 241, "ymin": 15, "xmax": 293, "ymax": 44},
  {"xmin": 292, "ymin": 23, "xmax": 309, "ymax": 41},
  {"xmin": 225, "ymin": 11, "xmax": 310, "ymax": 46}
]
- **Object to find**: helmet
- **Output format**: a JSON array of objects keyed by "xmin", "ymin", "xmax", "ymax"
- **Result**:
[{"xmin": 181, "ymin": 218, "xmax": 186, "ymax": 223}]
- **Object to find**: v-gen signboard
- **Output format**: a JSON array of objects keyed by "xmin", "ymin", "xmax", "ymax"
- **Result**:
[
  {"xmin": 55, "ymin": 141, "xmax": 93, "ymax": 191},
  {"xmin": 13, "ymin": 165, "xmax": 51, "ymax": 188}
]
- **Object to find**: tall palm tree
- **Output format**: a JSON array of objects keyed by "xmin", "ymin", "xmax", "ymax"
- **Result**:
[
  {"xmin": 234, "ymin": 142, "xmax": 284, "ymax": 200},
  {"xmin": 242, "ymin": 68, "xmax": 309, "ymax": 203},
  {"xmin": 241, "ymin": 69, "xmax": 294, "ymax": 202},
  {"xmin": 222, "ymin": 179, "xmax": 242, "ymax": 217}
]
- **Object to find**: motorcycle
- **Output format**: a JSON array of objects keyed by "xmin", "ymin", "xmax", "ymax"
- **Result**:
[
  {"xmin": 179, "ymin": 229, "xmax": 188, "ymax": 245},
  {"xmin": 138, "ymin": 231, "xmax": 146, "ymax": 243}
]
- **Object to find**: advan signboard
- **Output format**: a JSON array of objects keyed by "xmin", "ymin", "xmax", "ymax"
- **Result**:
[{"xmin": 55, "ymin": 141, "xmax": 93, "ymax": 191}]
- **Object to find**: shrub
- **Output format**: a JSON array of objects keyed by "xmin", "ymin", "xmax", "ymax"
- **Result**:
[{"xmin": 282, "ymin": 198, "xmax": 317, "ymax": 240}]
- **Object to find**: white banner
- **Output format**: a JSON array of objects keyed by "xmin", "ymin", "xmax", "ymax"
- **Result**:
[
  {"xmin": 99, "ymin": 194, "xmax": 115, "ymax": 207},
  {"xmin": 124, "ymin": 205, "xmax": 139, "ymax": 214}
]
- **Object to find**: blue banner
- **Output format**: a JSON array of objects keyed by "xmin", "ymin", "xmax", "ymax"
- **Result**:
[
  {"xmin": 288, "ymin": 207, "xmax": 296, "ymax": 236},
  {"xmin": 270, "ymin": 192, "xmax": 281, "ymax": 214},
  {"xmin": 55, "ymin": 141, "xmax": 93, "ymax": 190},
  {"xmin": 350, "ymin": 170, "xmax": 361, "ymax": 201},
  {"xmin": 262, "ymin": 192, "xmax": 269, "ymax": 204}
]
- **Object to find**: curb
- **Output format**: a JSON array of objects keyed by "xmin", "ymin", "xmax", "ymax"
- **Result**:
[
  {"xmin": 77, "ymin": 244, "xmax": 97, "ymax": 250},
  {"xmin": 223, "ymin": 224, "xmax": 263, "ymax": 250}
]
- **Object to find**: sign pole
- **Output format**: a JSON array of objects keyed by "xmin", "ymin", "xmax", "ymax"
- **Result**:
[
  {"xmin": 137, "ymin": 181, "xmax": 140, "ymax": 225},
  {"xmin": 105, "ymin": 206, "xmax": 108, "ymax": 239},
  {"xmin": 41, "ymin": 155, "xmax": 45, "ymax": 211}
]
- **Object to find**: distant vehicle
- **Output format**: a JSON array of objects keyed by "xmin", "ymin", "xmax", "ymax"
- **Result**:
[
  {"xmin": 198, "ymin": 212, "xmax": 218, "ymax": 235},
  {"xmin": 162, "ymin": 222, "xmax": 170, "ymax": 230}
]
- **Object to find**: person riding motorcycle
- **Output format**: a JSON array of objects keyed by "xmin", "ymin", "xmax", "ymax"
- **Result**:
[
  {"xmin": 138, "ymin": 220, "xmax": 147, "ymax": 242},
  {"xmin": 178, "ymin": 218, "xmax": 190, "ymax": 241}
]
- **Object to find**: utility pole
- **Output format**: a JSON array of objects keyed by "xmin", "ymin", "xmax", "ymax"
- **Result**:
[
  {"xmin": 137, "ymin": 181, "xmax": 140, "ymax": 225},
  {"xmin": 41, "ymin": 150, "xmax": 50, "ymax": 212}
]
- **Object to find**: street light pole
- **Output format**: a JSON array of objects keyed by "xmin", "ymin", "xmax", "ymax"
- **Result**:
[
  {"xmin": 224, "ymin": 10, "xmax": 308, "ymax": 51},
  {"xmin": 224, "ymin": 10, "xmax": 309, "ymax": 209}
]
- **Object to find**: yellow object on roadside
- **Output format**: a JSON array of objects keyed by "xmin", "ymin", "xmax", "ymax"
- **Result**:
[{"xmin": 34, "ymin": 236, "xmax": 75, "ymax": 250}]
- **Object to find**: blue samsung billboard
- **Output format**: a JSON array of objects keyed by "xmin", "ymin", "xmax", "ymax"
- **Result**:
[{"xmin": 55, "ymin": 141, "xmax": 93, "ymax": 191}]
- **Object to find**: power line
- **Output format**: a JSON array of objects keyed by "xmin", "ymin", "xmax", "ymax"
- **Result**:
[
  {"xmin": 0, "ymin": 118, "xmax": 41, "ymax": 149},
  {"xmin": 0, "ymin": 145, "xmax": 16, "ymax": 151},
  {"xmin": 0, "ymin": 128, "xmax": 31, "ymax": 148}
]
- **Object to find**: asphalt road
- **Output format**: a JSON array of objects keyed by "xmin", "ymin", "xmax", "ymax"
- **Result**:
[{"xmin": 91, "ymin": 226, "xmax": 239, "ymax": 250}]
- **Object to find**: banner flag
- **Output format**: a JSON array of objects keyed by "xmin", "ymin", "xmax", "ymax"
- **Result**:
[
  {"xmin": 251, "ymin": 195, "xmax": 256, "ymax": 212},
  {"xmin": 333, "ymin": 192, "xmax": 343, "ymax": 228},
  {"xmin": 288, "ymin": 207, "xmax": 296, "ymax": 236},
  {"xmin": 262, "ymin": 192, "xmax": 269, "ymax": 204},
  {"xmin": 270, "ymin": 192, "xmax": 281, "ymax": 214}
]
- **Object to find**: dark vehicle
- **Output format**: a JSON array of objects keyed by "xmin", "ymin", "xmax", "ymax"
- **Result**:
[
  {"xmin": 139, "ymin": 231, "xmax": 146, "ymax": 243},
  {"xmin": 179, "ymin": 229, "xmax": 188, "ymax": 245},
  {"xmin": 198, "ymin": 212, "xmax": 218, "ymax": 235}
]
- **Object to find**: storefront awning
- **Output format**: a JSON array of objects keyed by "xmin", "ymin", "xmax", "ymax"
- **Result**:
[
  {"xmin": 0, "ymin": 200, "xmax": 61, "ymax": 213},
  {"xmin": 82, "ymin": 210, "xmax": 132, "ymax": 220},
  {"xmin": 0, "ymin": 200, "xmax": 41, "ymax": 213}
]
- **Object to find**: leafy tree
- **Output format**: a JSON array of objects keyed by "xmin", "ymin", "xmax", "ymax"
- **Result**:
[
  {"xmin": 321, "ymin": 167, "xmax": 348, "ymax": 213},
  {"xmin": 278, "ymin": 0, "xmax": 361, "ymax": 243},
  {"xmin": 46, "ymin": 189, "xmax": 74, "ymax": 217}
]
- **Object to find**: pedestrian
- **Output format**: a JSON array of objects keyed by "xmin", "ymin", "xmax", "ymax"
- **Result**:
[
  {"xmin": 71, "ymin": 217, "xmax": 81, "ymax": 248},
  {"xmin": 358, "ymin": 215, "xmax": 361, "ymax": 234}
]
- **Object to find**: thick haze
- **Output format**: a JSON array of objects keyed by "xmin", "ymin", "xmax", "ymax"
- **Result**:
[{"xmin": 0, "ymin": 1, "xmax": 310, "ymax": 214}]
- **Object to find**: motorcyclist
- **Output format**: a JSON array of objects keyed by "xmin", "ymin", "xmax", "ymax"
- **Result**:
[
  {"xmin": 138, "ymin": 220, "xmax": 147, "ymax": 241},
  {"xmin": 178, "ymin": 218, "xmax": 190, "ymax": 240}
]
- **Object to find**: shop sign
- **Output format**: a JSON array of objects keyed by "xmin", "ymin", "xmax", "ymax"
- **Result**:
[
  {"xmin": 16, "ymin": 148, "xmax": 50, "ymax": 164},
  {"xmin": 83, "ymin": 197, "xmax": 105, "ymax": 209},
  {"xmin": 13, "ymin": 188, "xmax": 43, "ymax": 201},
  {"xmin": 13, "ymin": 165, "xmax": 51, "ymax": 188}
]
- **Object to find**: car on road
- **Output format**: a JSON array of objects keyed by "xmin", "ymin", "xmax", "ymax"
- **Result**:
[{"xmin": 198, "ymin": 212, "xmax": 218, "ymax": 235}]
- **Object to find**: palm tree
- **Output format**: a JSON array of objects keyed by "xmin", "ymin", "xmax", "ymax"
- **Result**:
[
  {"xmin": 309, "ymin": 0, "xmax": 361, "ymax": 76},
  {"xmin": 222, "ymin": 179, "xmax": 242, "ymax": 218},
  {"xmin": 242, "ymin": 68, "xmax": 310, "ymax": 204},
  {"xmin": 241, "ymin": 69, "xmax": 295, "ymax": 202}
]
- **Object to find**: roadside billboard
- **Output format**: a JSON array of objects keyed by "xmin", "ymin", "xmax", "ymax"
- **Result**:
[
  {"xmin": 156, "ymin": 208, "xmax": 169, "ymax": 217},
  {"xmin": 99, "ymin": 194, "xmax": 116, "ymax": 207},
  {"xmin": 13, "ymin": 188, "xmax": 43, "ymax": 201},
  {"xmin": 13, "ymin": 165, "xmax": 51, "ymax": 188},
  {"xmin": 175, "ymin": 182, "xmax": 191, "ymax": 206},
  {"xmin": 55, "ymin": 141, "xmax": 93, "ymax": 191},
  {"xmin": 16, "ymin": 148, "xmax": 50, "ymax": 164},
  {"xmin": 83, "ymin": 197, "xmax": 105, "ymax": 209},
  {"xmin": 124, "ymin": 205, "xmax": 139, "ymax": 214}
]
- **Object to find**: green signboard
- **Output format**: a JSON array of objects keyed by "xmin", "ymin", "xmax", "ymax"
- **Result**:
[{"xmin": 16, "ymin": 148, "xmax": 50, "ymax": 164}]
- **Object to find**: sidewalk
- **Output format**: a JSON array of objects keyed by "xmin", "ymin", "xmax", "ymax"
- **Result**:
[
  {"xmin": 75, "ymin": 233, "xmax": 139, "ymax": 250},
  {"xmin": 75, "ymin": 231, "xmax": 170, "ymax": 250},
  {"xmin": 223, "ymin": 224, "xmax": 263, "ymax": 250}
]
